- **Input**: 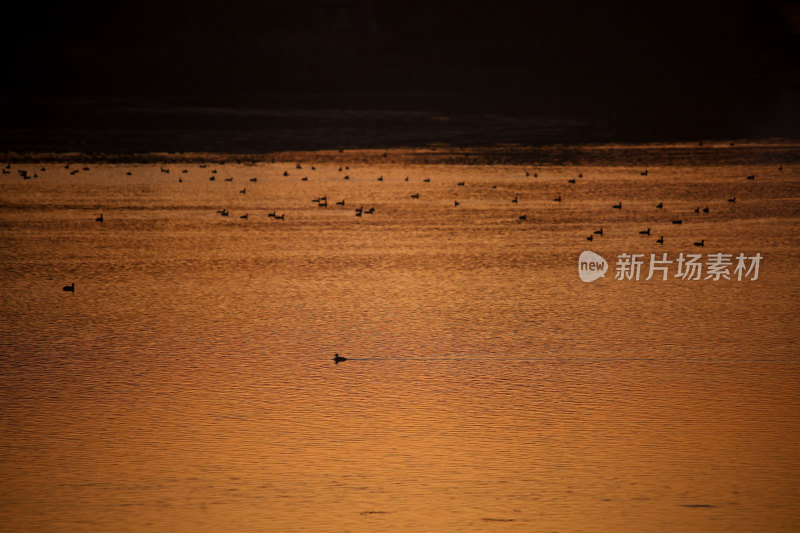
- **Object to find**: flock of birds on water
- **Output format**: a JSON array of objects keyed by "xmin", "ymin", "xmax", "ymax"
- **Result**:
[{"xmin": 3, "ymin": 154, "xmax": 784, "ymax": 332}]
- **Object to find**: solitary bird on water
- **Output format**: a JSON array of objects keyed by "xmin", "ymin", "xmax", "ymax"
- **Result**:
[
  {"xmin": 333, "ymin": 353, "xmax": 347, "ymax": 364},
  {"xmin": 63, "ymin": 283, "xmax": 75, "ymax": 293}
]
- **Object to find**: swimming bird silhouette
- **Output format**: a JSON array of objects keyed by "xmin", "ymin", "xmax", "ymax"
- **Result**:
[
  {"xmin": 694, "ymin": 239, "xmax": 705, "ymax": 247},
  {"xmin": 454, "ymin": 201, "xmax": 460, "ymax": 207},
  {"xmin": 746, "ymin": 174, "xmax": 755, "ymax": 180},
  {"xmin": 240, "ymin": 213, "xmax": 248, "ymax": 219},
  {"xmin": 333, "ymin": 353, "xmax": 347, "ymax": 363},
  {"xmin": 63, "ymin": 283, "xmax": 74, "ymax": 293},
  {"xmin": 694, "ymin": 207, "xmax": 700, "ymax": 214},
  {"xmin": 457, "ymin": 181, "xmax": 465, "ymax": 186},
  {"xmin": 639, "ymin": 228, "xmax": 650, "ymax": 235},
  {"xmin": 512, "ymin": 196, "xmax": 518, "ymax": 203},
  {"xmin": 587, "ymin": 235, "xmax": 593, "ymax": 241},
  {"xmin": 728, "ymin": 197, "xmax": 736, "ymax": 203},
  {"xmin": 703, "ymin": 205, "xmax": 709, "ymax": 214},
  {"xmin": 336, "ymin": 199, "xmax": 345, "ymax": 206},
  {"xmin": 410, "ymin": 193, "xmax": 419, "ymax": 199},
  {"xmin": 612, "ymin": 202, "xmax": 622, "ymax": 209},
  {"xmin": 641, "ymin": 170, "xmax": 648, "ymax": 176},
  {"xmin": 568, "ymin": 178, "xmax": 576, "ymax": 184},
  {"xmin": 593, "ymin": 227, "xmax": 603, "ymax": 235},
  {"xmin": 518, "ymin": 214, "xmax": 527, "ymax": 221},
  {"xmin": 672, "ymin": 219, "xmax": 683, "ymax": 224},
  {"xmin": 553, "ymin": 195, "xmax": 562, "ymax": 202},
  {"xmin": 656, "ymin": 236, "xmax": 664, "ymax": 244},
  {"xmin": 423, "ymin": 178, "xmax": 430, "ymax": 182},
  {"xmin": 656, "ymin": 202, "xmax": 663, "ymax": 209},
  {"xmin": 283, "ymin": 171, "xmax": 289, "ymax": 176},
  {"xmin": 95, "ymin": 214, "xmax": 103, "ymax": 223}
]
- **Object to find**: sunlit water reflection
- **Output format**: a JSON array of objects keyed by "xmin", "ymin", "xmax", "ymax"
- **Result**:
[{"xmin": 1, "ymin": 143, "xmax": 799, "ymax": 531}]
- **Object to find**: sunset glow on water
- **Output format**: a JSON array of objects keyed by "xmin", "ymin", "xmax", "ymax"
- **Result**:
[{"xmin": 1, "ymin": 143, "xmax": 798, "ymax": 531}]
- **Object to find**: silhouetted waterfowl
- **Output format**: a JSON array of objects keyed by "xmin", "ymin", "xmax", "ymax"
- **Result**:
[
  {"xmin": 333, "ymin": 353, "xmax": 347, "ymax": 363},
  {"xmin": 127, "ymin": 171, "xmax": 132, "ymax": 176},
  {"xmin": 553, "ymin": 195, "xmax": 562, "ymax": 202},
  {"xmin": 301, "ymin": 176, "xmax": 308, "ymax": 181},
  {"xmin": 512, "ymin": 196, "xmax": 518, "ymax": 203},
  {"xmin": 728, "ymin": 197, "xmax": 736, "ymax": 203},
  {"xmin": 344, "ymin": 175, "xmax": 349, "ymax": 180},
  {"xmin": 518, "ymin": 214, "xmax": 527, "ymax": 221},
  {"xmin": 319, "ymin": 198, "xmax": 328, "ymax": 207},
  {"xmin": 746, "ymin": 174, "xmax": 755, "ymax": 180},
  {"xmin": 457, "ymin": 181, "xmax": 465, "ymax": 186},
  {"xmin": 703, "ymin": 205, "xmax": 709, "ymax": 213},
  {"xmin": 240, "ymin": 213, "xmax": 248, "ymax": 219},
  {"xmin": 656, "ymin": 236, "xmax": 664, "ymax": 244},
  {"xmin": 63, "ymin": 283, "xmax": 74, "ymax": 293},
  {"xmin": 593, "ymin": 227, "xmax": 603, "ymax": 235},
  {"xmin": 525, "ymin": 171, "xmax": 530, "ymax": 177},
  {"xmin": 220, "ymin": 209, "xmax": 229, "ymax": 217},
  {"xmin": 200, "ymin": 164, "xmax": 207, "ymax": 168},
  {"xmin": 209, "ymin": 176, "xmax": 216, "ymax": 181},
  {"xmin": 95, "ymin": 214, "xmax": 103, "ymax": 223},
  {"xmin": 274, "ymin": 214, "xmax": 285, "ymax": 220},
  {"xmin": 694, "ymin": 239, "xmax": 705, "ymax": 247},
  {"xmin": 641, "ymin": 170, "xmax": 648, "ymax": 176},
  {"xmin": 656, "ymin": 202, "xmax": 663, "ymax": 209},
  {"xmin": 454, "ymin": 201, "xmax": 460, "ymax": 207},
  {"xmin": 160, "ymin": 167, "xmax": 169, "ymax": 173},
  {"xmin": 404, "ymin": 177, "xmax": 409, "ymax": 181},
  {"xmin": 410, "ymin": 193, "xmax": 419, "ymax": 199},
  {"xmin": 587, "ymin": 235, "xmax": 593, "ymax": 241},
  {"xmin": 694, "ymin": 207, "xmax": 700, "ymax": 214},
  {"xmin": 224, "ymin": 177, "xmax": 233, "ymax": 182},
  {"xmin": 378, "ymin": 176, "xmax": 383, "ymax": 181},
  {"xmin": 267, "ymin": 211, "xmax": 276, "ymax": 217},
  {"xmin": 612, "ymin": 202, "xmax": 622, "ymax": 209},
  {"xmin": 250, "ymin": 178, "xmax": 257, "ymax": 182},
  {"xmin": 211, "ymin": 169, "xmax": 217, "ymax": 174},
  {"xmin": 423, "ymin": 178, "xmax": 430, "ymax": 182},
  {"xmin": 283, "ymin": 171, "xmax": 289, "ymax": 176},
  {"xmin": 82, "ymin": 167, "xmax": 89, "ymax": 171},
  {"xmin": 578, "ymin": 173, "xmax": 583, "ymax": 178},
  {"xmin": 336, "ymin": 199, "xmax": 345, "ymax": 206},
  {"xmin": 568, "ymin": 178, "xmax": 576, "ymax": 184},
  {"xmin": 534, "ymin": 173, "xmax": 538, "ymax": 177},
  {"xmin": 672, "ymin": 219, "xmax": 683, "ymax": 224},
  {"xmin": 311, "ymin": 166, "xmax": 316, "ymax": 171},
  {"xmin": 365, "ymin": 207, "xmax": 375, "ymax": 214},
  {"xmin": 182, "ymin": 169, "xmax": 188, "ymax": 173},
  {"xmin": 639, "ymin": 228, "xmax": 650, "ymax": 235},
  {"xmin": 338, "ymin": 167, "xmax": 342, "ymax": 172},
  {"xmin": 779, "ymin": 164, "xmax": 783, "ymax": 171},
  {"xmin": 240, "ymin": 188, "xmax": 246, "ymax": 194},
  {"xmin": 296, "ymin": 163, "xmax": 302, "ymax": 169}
]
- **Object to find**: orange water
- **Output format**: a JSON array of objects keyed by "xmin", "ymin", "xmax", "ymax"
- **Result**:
[{"xmin": 1, "ymin": 143, "xmax": 799, "ymax": 532}]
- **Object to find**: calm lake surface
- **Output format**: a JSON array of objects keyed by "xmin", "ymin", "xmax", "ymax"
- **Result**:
[{"xmin": 1, "ymin": 143, "xmax": 799, "ymax": 532}]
